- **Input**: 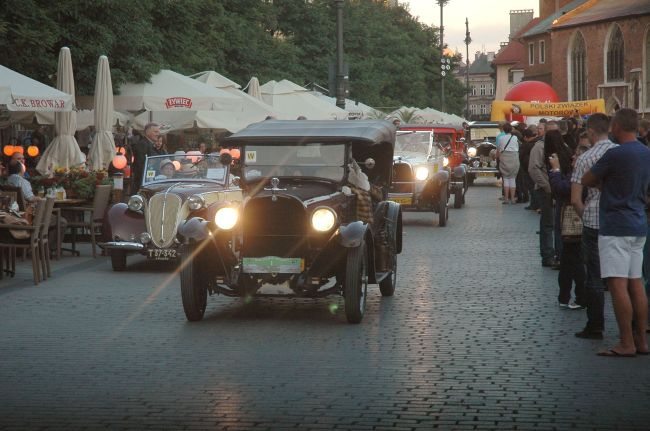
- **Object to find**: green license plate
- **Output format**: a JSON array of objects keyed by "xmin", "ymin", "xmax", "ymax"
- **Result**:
[{"xmin": 243, "ymin": 257, "xmax": 304, "ymax": 274}]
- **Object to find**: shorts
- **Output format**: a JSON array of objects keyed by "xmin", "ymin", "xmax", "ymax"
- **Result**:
[
  {"xmin": 598, "ymin": 235, "xmax": 646, "ymax": 279},
  {"xmin": 502, "ymin": 177, "xmax": 516, "ymax": 188}
]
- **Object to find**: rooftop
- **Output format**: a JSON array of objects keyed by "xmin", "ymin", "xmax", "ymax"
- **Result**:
[
  {"xmin": 520, "ymin": 0, "xmax": 589, "ymax": 38},
  {"xmin": 553, "ymin": 0, "xmax": 650, "ymax": 29}
]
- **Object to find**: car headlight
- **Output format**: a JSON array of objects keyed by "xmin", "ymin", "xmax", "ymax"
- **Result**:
[
  {"xmin": 188, "ymin": 194, "xmax": 205, "ymax": 211},
  {"xmin": 443, "ymin": 157, "xmax": 449, "ymax": 167},
  {"xmin": 415, "ymin": 166, "xmax": 429, "ymax": 181},
  {"xmin": 128, "ymin": 195, "xmax": 144, "ymax": 212},
  {"xmin": 214, "ymin": 207, "xmax": 239, "ymax": 230},
  {"xmin": 467, "ymin": 147, "xmax": 477, "ymax": 157},
  {"xmin": 311, "ymin": 207, "xmax": 337, "ymax": 232}
]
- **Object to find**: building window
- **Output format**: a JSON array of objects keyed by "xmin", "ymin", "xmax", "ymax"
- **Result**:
[
  {"xmin": 539, "ymin": 40, "xmax": 545, "ymax": 64},
  {"xmin": 571, "ymin": 31, "xmax": 587, "ymax": 101},
  {"xmin": 508, "ymin": 70, "xmax": 514, "ymax": 83},
  {"xmin": 481, "ymin": 105, "xmax": 487, "ymax": 115},
  {"xmin": 528, "ymin": 43, "xmax": 534, "ymax": 65},
  {"xmin": 606, "ymin": 25, "xmax": 624, "ymax": 82},
  {"xmin": 471, "ymin": 86, "xmax": 476, "ymax": 96},
  {"xmin": 470, "ymin": 104, "xmax": 477, "ymax": 114},
  {"xmin": 480, "ymin": 84, "xmax": 486, "ymax": 95},
  {"xmin": 488, "ymin": 83, "xmax": 494, "ymax": 95}
]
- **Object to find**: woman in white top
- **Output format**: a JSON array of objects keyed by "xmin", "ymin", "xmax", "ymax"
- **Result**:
[{"xmin": 496, "ymin": 122, "xmax": 520, "ymax": 204}]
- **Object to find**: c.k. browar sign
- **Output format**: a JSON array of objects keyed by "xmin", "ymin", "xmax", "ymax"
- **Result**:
[{"xmin": 9, "ymin": 97, "xmax": 69, "ymax": 111}]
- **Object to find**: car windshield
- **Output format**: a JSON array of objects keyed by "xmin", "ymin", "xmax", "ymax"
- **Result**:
[
  {"xmin": 143, "ymin": 154, "xmax": 229, "ymax": 185},
  {"xmin": 243, "ymin": 143, "xmax": 346, "ymax": 182},
  {"xmin": 395, "ymin": 131, "xmax": 431, "ymax": 156},
  {"xmin": 469, "ymin": 127, "xmax": 500, "ymax": 142}
]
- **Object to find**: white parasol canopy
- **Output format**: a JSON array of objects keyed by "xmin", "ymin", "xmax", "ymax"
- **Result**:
[
  {"xmin": 87, "ymin": 55, "xmax": 117, "ymax": 171},
  {"xmin": 11, "ymin": 109, "xmax": 130, "ymax": 131},
  {"xmin": 132, "ymin": 110, "xmax": 239, "ymax": 133},
  {"xmin": 113, "ymin": 69, "xmax": 241, "ymax": 112},
  {"xmin": 36, "ymin": 47, "xmax": 85, "ymax": 175},
  {"xmin": 246, "ymin": 77, "xmax": 262, "ymax": 101},
  {"xmin": 311, "ymin": 91, "xmax": 381, "ymax": 120},
  {"xmin": 0, "ymin": 64, "xmax": 73, "ymax": 112},
  {"xmin": 260, "ymin": 79, "xmax": 348, "ymax": 120},
  {"xmin": 189, "ymin": 70, "xmax": 276, "ymax": 129}
]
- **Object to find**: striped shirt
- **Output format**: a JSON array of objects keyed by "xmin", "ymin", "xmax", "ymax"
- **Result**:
[{"xmin": 570, "ymin": 139, "xmax": 618, "ymax": 229}]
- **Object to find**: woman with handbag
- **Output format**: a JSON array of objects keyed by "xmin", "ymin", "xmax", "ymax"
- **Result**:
[
  {"xmin": 496, "ymin": 122, "xmax": 520, "ymax": 204},
  {"xmin": 549, "ymin": 144, "xmax": 590, "ymax": 309}
]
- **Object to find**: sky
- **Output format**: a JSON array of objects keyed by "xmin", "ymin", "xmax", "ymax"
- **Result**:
[{"xmin": 403, "ymin": 0, "xmax": 539, "ymax": 60}]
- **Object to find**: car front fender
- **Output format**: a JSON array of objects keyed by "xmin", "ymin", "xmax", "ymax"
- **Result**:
[{"xmin": 177, "ymin": 217, "xmax": 210, "ymax": 244}]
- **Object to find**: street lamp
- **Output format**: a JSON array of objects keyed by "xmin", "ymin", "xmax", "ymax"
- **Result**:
[
  {"xmin": 464, "ymin": 18, "xmax": 472, "ymax": 120},
  {"xmin": 335, "ymin": 0, "xmax": 346, "ymax": 109},
  {"xmin": 437, "ymin": 0, "xmax": 449, "ymax": 112}
]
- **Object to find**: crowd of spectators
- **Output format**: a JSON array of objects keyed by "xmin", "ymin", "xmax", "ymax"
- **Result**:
[{"xmin": 495, "ymin": 110, "xmax": 650, "ymax": 357}]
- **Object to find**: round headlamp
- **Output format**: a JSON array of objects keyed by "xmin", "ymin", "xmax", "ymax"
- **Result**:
[
  {"xmin": 443, "ymin": 157, "xmax": 449, "ymax": 167},
  {"xmin": 188, "ymin": 194, "xmax": 205, "ymax": 211},
  {"xmin": 214, "ymin": 207, "xmax": 239, "ymax": 230},
  {"xmin": 415, "ymin": 166, "xmax": 429, "ymax": 181},
  {"xmin": 311, "ymin": 207, "xmax": 337, "ymax": 232},
  {"xmin": 467, "ymin": 147, "xmax": 477, "ymax": 157},
  {"xmin": 128, "ymin": 195, "xmax": 144, "ymax": 212}
]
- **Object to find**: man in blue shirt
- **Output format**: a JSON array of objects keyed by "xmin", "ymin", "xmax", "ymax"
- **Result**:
[{"xmin": 582, "ymin": 108, "xmax": 650, "ymax": 357}]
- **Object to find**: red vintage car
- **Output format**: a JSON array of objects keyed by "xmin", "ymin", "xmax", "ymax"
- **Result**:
[{"xmin": 396, "ymin": 123, "xmax": 468, "ymax": 209}]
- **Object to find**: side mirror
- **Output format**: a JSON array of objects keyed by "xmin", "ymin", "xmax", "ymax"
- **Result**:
[{"xmin": 363, "ymin": 158, "xmax": 376, "ymax": 169}]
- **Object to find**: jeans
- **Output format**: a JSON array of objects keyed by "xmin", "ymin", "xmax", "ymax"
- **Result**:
[
  {"xmin": 537, "ymin": 189, "xmax": 555, "ymax": 262},
  {"xmin": 558, "ymin": 240, "xmax": 586, "ymax": 305},
  {"xmin": 553, "ymin": 201, "xmax": 563, "ymax": 259},
  {"xmin": 527, "ymin": 174, "xmax": 539, "ymax": 209},
  {"xmin": 582, "ymin": 226, "xmax": 605, "ymax": 331}
]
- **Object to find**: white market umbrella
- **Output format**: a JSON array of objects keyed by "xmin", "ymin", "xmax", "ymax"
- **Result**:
[
  {"xmin": 36, "ymin": 47, "xmax": 85, "ymax": 175},
  {"xmin": 87, "ymin": 55, "xmax": 116, "ymax": 171},
  {"xmin": 190, "ymin": 71, "xmax": 276, "ymax": 128},
  {"xmin": 113, "ymin": 69, "xmax": 241, "ymax": 112},
  {"xmin": 132, "ymin": 110, "xmax": 237, "ymax": 134},
  {"xmin": 260, "ymin": 79, "xmax": 348, "ymax": 120},
  {"xmin": 311, "ymin": 91, "xmax": 381, "ymax": 120},
  {"xmin": 246, "ymin": 77, "xmax": 262, "ymax": 101},
  {"xmin": 28, "ymin": 109, "xmax": 131, "ymax": 131},
  {"xmin": 0, "ymin": 64, "xmax": 73, "ymax": 112}
]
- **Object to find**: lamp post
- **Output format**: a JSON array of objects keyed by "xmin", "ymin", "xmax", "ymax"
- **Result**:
[
  {"xmin": 437, "ymin": 0, "xmax": 449, "ymax": 112},
  {"xmin": 464, "ymin": 17, "xmax": 472, "ymax": 119},
  {"xmin": 335, "ymin": 0, "xmax": 346, "ymax": 109}
]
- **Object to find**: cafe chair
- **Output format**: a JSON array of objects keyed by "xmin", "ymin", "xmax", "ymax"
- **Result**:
[
  {"xmin": 38, "ymin": 197, "xmax": 56, "ymax": 279},
  {"xmin": 0, "ymin": 185, "xmax": 26, "ymax": 211},
  {"xmin": 0, "ymin": 198, "xmax": 47, "ymax": 285},
  {"xmin": 65, "ymin": 185, "xmax": 112, "ymax": 258}
]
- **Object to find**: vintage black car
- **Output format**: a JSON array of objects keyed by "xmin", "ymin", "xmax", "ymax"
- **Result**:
[
  {"xmin": 177, "ymin": 120, "xmax": 403, "ymax": 324},
  {"xmin": 464, "ymin": 121, "xmax": 501, "ymax": 185},
  {"xmin": 388, "ymin": 127, "xmax": 450, "ymax": 226},
  {"xmin": 102, "ymin": 153, "xmax": 242, "ymax": 271}
]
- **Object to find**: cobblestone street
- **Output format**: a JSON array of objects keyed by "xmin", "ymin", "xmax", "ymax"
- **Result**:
[{"xmin": 1, "ymin": 178, "xmax": 649, "ymax": 430}]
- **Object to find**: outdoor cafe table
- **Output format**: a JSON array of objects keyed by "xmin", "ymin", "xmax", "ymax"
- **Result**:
[{"xmin": 54, "ymin": 198, "xmax": 89, "ymax": 257}]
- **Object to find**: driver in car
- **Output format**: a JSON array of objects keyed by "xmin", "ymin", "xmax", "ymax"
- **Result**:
[{"xmin": 155, "ymin": 158, "xmax": 175, "ymax": 180}]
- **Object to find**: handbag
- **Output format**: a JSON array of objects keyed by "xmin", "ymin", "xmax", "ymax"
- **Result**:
[{"xmin": 561, "ymin": 203, "xmax": 582, "ymax": 242}]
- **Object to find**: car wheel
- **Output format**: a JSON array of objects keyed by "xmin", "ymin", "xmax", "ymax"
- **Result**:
[
  {"xmin": 438, "ymin": 187, "xmax": 448, "ymax": 227},
  {"xmin": 454, "ymin": 188, "xmax": 463, "ymax": 209},
  {"xmin": 379, "ymin": 256, "xmax": 396, "ymax": 297},
  {"xmin": 344, "ymin": 241, "xmax": 368, "ymax": 324},
  {"xmin": 110, "ymin": 251, "xmax": 127, "ymax": 271},
  {"xmin": 180, "ymin": 244, "xmax": 208, "ymax": 322}
]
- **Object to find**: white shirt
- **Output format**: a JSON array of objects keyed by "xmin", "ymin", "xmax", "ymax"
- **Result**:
[
  {"xmin": 497, "ymin": 133, "xmax": 519, "ymax": 152},
  {"xmin": 7, "ymin": 174, "xmax": 35, "ymax": 201}
]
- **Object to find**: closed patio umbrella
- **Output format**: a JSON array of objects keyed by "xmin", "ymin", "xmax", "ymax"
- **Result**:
[
  {"xmin": 246, "ymin": 77, "xmax": 262, "ymax": 101},
  {"xmin": 36, "ymin": 47, "xmax": 84, "ymax": 175},
  {"xmin": 87, "ymin": 56, "xmax": 116, "ymax": 171}
]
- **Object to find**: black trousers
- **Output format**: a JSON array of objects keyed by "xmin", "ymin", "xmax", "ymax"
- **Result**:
[{"xmin": 558, "ymin": 240, "xmax": 586, "ymax": 305}]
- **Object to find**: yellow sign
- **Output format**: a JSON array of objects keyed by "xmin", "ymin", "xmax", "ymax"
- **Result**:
[{"xmin": 490, "ymin": 99, "xmax": 606, "ymax": 121}]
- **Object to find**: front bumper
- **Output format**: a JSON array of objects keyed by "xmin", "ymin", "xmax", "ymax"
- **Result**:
[
  {"xmin": 101, "ymin": 241, "xmax": 145, "ymax": 252},
  {"xmin": 467, "ymin": 167, "xmax": 498, "ymax": 175}
]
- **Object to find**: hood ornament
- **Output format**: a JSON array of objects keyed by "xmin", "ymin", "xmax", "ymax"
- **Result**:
[{"xmin": 264, "ymin": 177, "xmax": 286, "ymax": 201}]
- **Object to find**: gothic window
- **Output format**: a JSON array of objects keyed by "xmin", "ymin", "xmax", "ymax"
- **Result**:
[
  {"xmin": 606, "ymin": 25, "xmax": 624, "ymax": 82},
  {"xmin": 528, "ymin": 43, "xmax": 534, "ymax": 65},
  {"xmin": 571, "ymin": 32, "xmax": 587, "ymax": 101},
  {"xmin": 539, "ymin": 41, "xmax": 545, "ymax": 64}
]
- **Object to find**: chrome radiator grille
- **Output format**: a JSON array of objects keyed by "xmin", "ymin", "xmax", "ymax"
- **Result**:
[{"xmin": 146, "ymin": 194, "xmax": 183, "ymax": 248}]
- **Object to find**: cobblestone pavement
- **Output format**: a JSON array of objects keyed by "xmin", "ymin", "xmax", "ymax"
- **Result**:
[{"xmin": 1, "ymin": 178, "xmax": 649, "ymax": 430}]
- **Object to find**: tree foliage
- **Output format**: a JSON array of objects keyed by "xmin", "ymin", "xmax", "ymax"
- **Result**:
[{"xmin": 0, "ymin": 0, "xmax": 467, "ymax": 115}]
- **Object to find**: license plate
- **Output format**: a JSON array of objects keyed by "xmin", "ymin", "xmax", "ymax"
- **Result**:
[
  {"xmin": 478, "ymin": 172, "xmax": 494, "ymax": 177},
  {"xmin": 243, "ymin": 257, "xmax": 304, "ymax": 274},
  {"xmin": 147, "ymin": 248, "xmax": 177, "ymax": 260},
  {"xmin": 389, "ymin": 197, "xmax": 412, "ymax": 205}
]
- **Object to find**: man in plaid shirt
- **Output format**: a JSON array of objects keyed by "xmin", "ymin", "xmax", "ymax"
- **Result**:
[{"xmin": 570, "ymin": 113, "xmax": 617, "ymax": 340}]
